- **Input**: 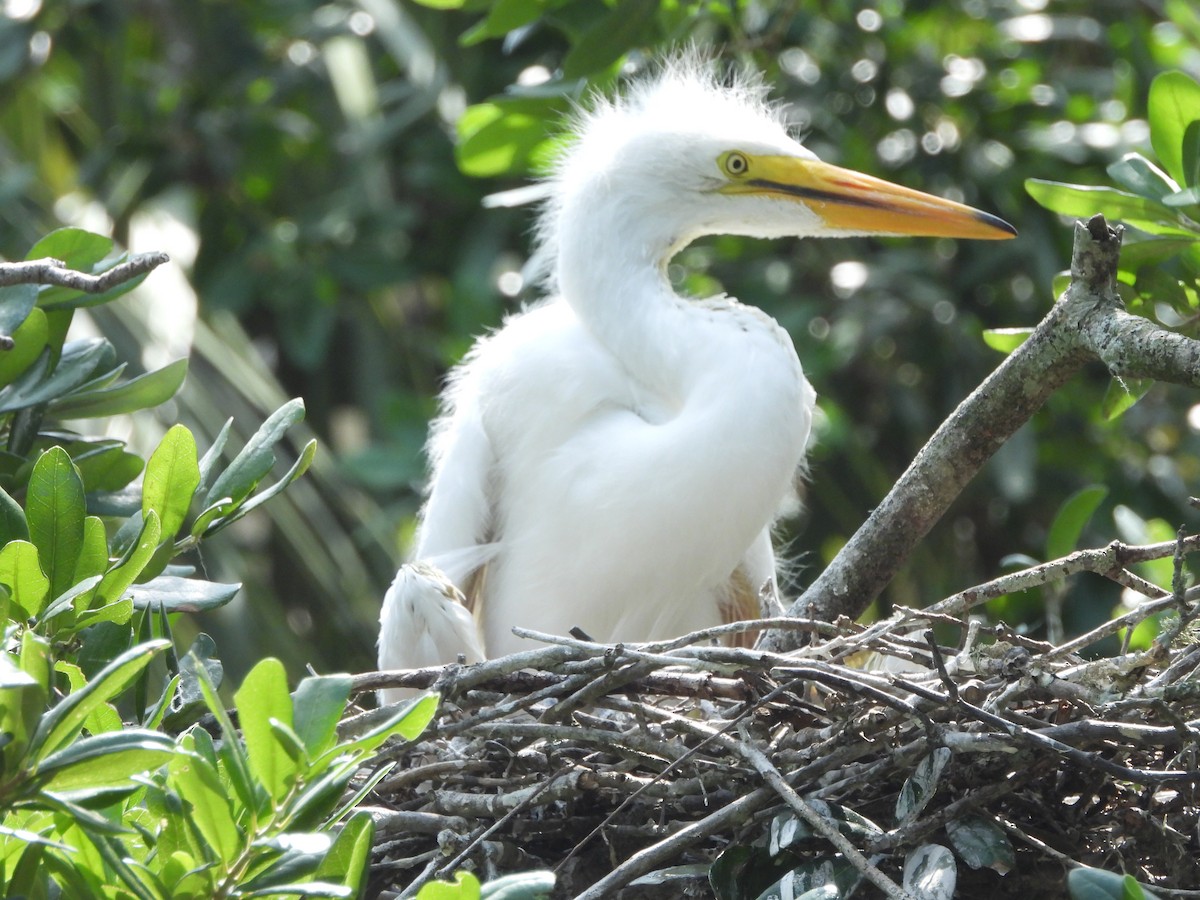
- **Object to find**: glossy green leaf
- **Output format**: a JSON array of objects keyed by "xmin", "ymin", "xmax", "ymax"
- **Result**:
[
  {"xmin": 0, "ymin": 539, "xmax": 50, "ymax": 619},
  {"xmin": 35, "ymin": 729, "xmax": 175, "ymax": 793},
  {"xmin": 1106, "ymin": 153, "xmax": 1177, "ymax": 200},
  {"xmin": 0, "ymin": 339, "xmax": 108, "ymax": 414},
  {"xmin": 461, "ymin": 0, "xmax": 544, "ymax": 45},
  {"xmin": 235, "ymin": 657, "xmax": 298, "ymax": 804},
  {"xmin": 312, "ymin": 810, "xmax": 374, "ymax": 897},
  {"xmin": 55, "ymin": 659, "xmax": 122, "ymax": 735},
  {"xmin": 241, "ymin": 883, "xmax": 352, "ymax": 898},
  {"xmin": 1025, "ymin": 180, "xmax": 1189, "ymax": 234},
  {"xmin": 420, "ymin": 872, "xmax": 482, "ymax": 900},
  {"xmin": 72, "ymin": 516, "xmax": 109, "ymax": 584},
  {"xmin": 410, "ymin": 0, "xmax": 466, "ymax": 8},
  {"xmin": 750, "ymin": 859, "xmax": 856, "ymax": 900},
  {"xmin": 1149, "ymin": 71, "xmax": 1200, "ymax": 189},
  {"xmin": 1046, "ymin": 485, "xmax": 1108, "ymax": 561},
  {"xmin": 126, "ymin": 574, "xmax": 241, "ymax": 612},
  {"xmin": 456, "ymin": 98, "xmax": 566, "ymax": 178},
  {"xmin": 0, "ymin": 282, "xmax": 38, "ymax": 338},
  {"xmin": 896, "ymin": 747, "xmax": 951, "ymax": 823},
  {"xmin": 26, "ymin": 446, "xmax": 86, "ymax": 600},
  {"xmin": 945, "ymin": 815, "xmax": 1015, "ymax": 874},
  {"xmin": 26, "ymin": 228, "xmax": 113, "ymax": 270},
  {"xmin": 72, "ymin": 443, "xmax": 144, "ymax": 493},
  {"xmin": 315, "ymin": 692, "xmax": 438, "ymax": 767},
  {"xmin": 169, "ymin": 731, "xmax": 242, "ymax": 861},
  {"xmin": 51, "ymin": 358, "xmax": 188, "ymax": 419},
  {"xmin": 205, "ymin": 398, "xmax": 305, "ymax": 507},
  {"xmin": 200, "ymin": 438, "xmax": 317, "ymax": 537},
  {"xmin": 1101, "ymin": 376, "xmax": 1153, "ymax": 421},
  {"xmin": 292, "ymin": 673, "xmax": 352, "ymax": 757},
  {"xmin": 196, "ymin": 416, "xmax": 233, "ymax": 495},
  {"xmin": 1067, "ymin": 867, "xmax": 1161, "ymax": 900},
  {"xmin": 0, "ymin": 304, "xmax": 48, "ymax": 385},
  {"xmin": 902, "ymin": 843, "xmax": 956, "ymax": 900},
  {"xmin": 31, "ymin": 638, "xmax": 170, "ymax": 760},
  {"xmin": 143, "ymin": 424, "xmax": 201, "ymax": 538},
  {"xmin": 561, "ymin": 0, "xmax": 657, "ymax": 79},
  {"xmin": 0, "ymin": 484, "xmax": 28, "ymax": 544},
  {"xmin": 95, "ymin": 510, "xmax": 162, "ymax": 607},
  {"xmin": 981, "ymin": 327, "xmax": 1032, "ymax": 354},
  {"xmin": 767, "ymin": 802, "xmax": 882, "ymax": 856}
]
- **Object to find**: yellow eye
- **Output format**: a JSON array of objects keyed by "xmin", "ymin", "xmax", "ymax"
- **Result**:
[{"xmin": 721, "ymin": 151, "xmax": 750, "ymax": 178}]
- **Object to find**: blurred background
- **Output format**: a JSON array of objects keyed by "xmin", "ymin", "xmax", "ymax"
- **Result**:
[{"xmin": 1, "ymin": 0, "xmax": 1197, "ymax": 680}]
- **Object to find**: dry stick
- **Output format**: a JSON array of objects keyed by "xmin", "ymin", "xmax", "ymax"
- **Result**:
[
  {"xmin": 0, "ymin": 253, "xmax": 170, "ymax": 291},
  {"xmin": 762, "ymin": 215, "xmax": 1194, "ymax": 648}
]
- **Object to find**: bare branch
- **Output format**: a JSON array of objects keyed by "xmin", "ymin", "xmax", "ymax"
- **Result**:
[
  {"xmin": 0, "ymin": 253, "xmax": 170, "ymax": 292},
  {"xmin": 762, "ymin": 214, "xmax": 1200, "ymax": 649}
]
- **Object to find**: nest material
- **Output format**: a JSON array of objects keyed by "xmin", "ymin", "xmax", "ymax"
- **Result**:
[{"xmin": 355, "ymin": 540, "xmax": 1200, "ymax": 899}]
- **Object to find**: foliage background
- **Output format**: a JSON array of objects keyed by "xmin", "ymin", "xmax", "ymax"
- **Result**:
[{"xmin": 1, "ymin": 0, "xmax": 1198, "ymax": 680}]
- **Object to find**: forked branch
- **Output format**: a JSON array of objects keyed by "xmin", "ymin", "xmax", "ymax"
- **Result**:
[{"xmin": 764, "ymin": 215, "xmax": 1199, "ymax": 650}]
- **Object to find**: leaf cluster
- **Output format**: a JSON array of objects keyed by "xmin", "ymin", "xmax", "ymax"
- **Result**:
[
  {"xmin": 1025, "ymin": 71, "xmax": 1200, "ymax": 418},
  {"xmin": 1, "ymin": 229, "xmax": 407, "ymax": 897}
]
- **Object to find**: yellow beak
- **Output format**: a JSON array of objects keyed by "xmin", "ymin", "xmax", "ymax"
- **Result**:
[{"xmin": 721, "ymin": 154, "xmax": 1017, "ymax": 240}]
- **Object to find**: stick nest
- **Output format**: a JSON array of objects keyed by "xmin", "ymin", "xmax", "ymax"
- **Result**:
[{"xmin": 355, "ymin": 542, "xmax": 1200, "ymax": 899}]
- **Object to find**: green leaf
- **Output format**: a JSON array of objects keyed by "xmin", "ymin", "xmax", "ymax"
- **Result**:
[
  {"xmin": 127, "ymin": 575, "xmax": 241, "ymax": 613},
  {"xmin": 902, "ymin": 843, "xmax": 956, "ymax": 900},
  {"xmin": 1067, "ymin": 867, "xmax": 1161, "ymax": 900},
  {"xmin": 234, "ymin": 657, "xmax": 298, "ymax": 804},
  {"xmin": 143, "ymin": 424, "xmax": 201, "ymax": 538},
  {"xmin": 945, "ymin": 815, "xmax": 1015, "ymax": 874},
  {"xmin": 1149, "ymin": 71, "xmax": 1200, "ymax": 189},
  {"xmin": 896, "ymin": 747, "xmax": 951, "ymax": 823},
  {"xmin": 1101, "ymin": 376, "xmax": 1154, "ymax": 421},
  {"xmin": 750, "ymin": 859, "xmax": 857, "ymax": 900},
  {"xmin": 561, "ymin": 0, "xmax": 657, "ymax": 80},
  {"xmin": 410, "ymin": 0, "xmax": 465, "ymax": 7},
  {"xmin": 1046, "ymin": 485, "xmax": 1108, "ymax": 561},
  {"xmin": 73, "ymin": 516, "xmax": 109, "ymax": 583},
  {"xmin": 0, "ymin": 484, "xmax": 29, "ymax": 544},
  {"xmin": 455, "ymin": 98, "xmax": 567, "ymax": 178},
  {"xmin": 981, "ymin": 327, "xmax": 1033, "ymax": 354},
  {"xmin": 200, "ymin": 439, "xmax": 317, "ymax": 537},
  {"xmin": 26, "ymin": 228, "xmax": 113, "ymax": 270},
  {"xmin": 241, "ymin": 884, "xmax": 352, "ymax": 898},
  {"xmin": 1106, "ymin": 153, "xmax": 1178, "ymax": 200},
  {"xmin": 26, "ymin": 446, "xmax": 86, "ymax": 600},
  {"xmin": 1025, "ymin": 180, "xmax": 1190, "ymax": 234},
  {"xmin": 30, "ymin": 639, "xmax": 170, "ymax": 760},
  {"xmin": 169, "ymin": 730, "xmax": 242, "ymax": 861},
  {"xmin": 312, "ymin": 810, "xmax": 374, "ymax": 896},
  {"xmin": 314, "ymin": 693, "xmax": 438, "ymax": 768},
  {"xmin": 196, "ymin": 417, "xmax": 233, "ymax": 495},
  {"xmin": 35, "ymin": 729, "xmax": 175, "ymax": 794},
  {"xmin": 420, "ymin": 872, "xmax": 482, "ymax": 900},
  {"xmin": 0, "ymin": 540, "xmax": 50, "ymax": 619},
  {"xmin": 51, "ymin": 358, "xmax": 188, "ymax": 419},
  {"xmin": 55, "ymin": 659, "xmax": 122, "ymax": 735},
  {"xmin": 461, "ymin": 0, "xmax": 545, "ymax": 45},
  {"xmin": 72, "ymin": 442, "xmax": 144, "ymax": 493},
  {"xmin": 0, "ymin": 282, "xmax": 38, "ymax": 338},
  {"xmin": 0, "ymin": 304, "xmax": 48, "ymax": 385},
  {"xmin": 0, "ymin": 339, "xmax": 109, "ymax": 415},
  {"xmin": 95, "ymin": 510, "xmax": 162, "ymax": 607},
  {"xmin": 205, "ymin": 398, "xmax": 305, "ymax": 507},
  {"xmin": 292, "ymin": 673, "xmax": 352, "ymax": 758}
]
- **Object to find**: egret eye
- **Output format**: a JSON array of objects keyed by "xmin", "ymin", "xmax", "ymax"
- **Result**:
[{"xmin": 721, "ymin": 151, "xmax": 750, "ymax": 178}]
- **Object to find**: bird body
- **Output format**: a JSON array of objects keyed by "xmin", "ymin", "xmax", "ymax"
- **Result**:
[{"xmin": 378, "ymin": 60, "xmax": 1014, "ymax": 702}]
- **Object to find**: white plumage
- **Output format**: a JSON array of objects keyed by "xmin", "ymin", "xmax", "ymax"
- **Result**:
[{"xmin": 377, "ymin": 60, "xmax": 1014, "ymax": 704}]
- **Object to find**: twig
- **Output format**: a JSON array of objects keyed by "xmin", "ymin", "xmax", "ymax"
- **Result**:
[{"xmin": 0, "ymin": 253, "xmax": 169, "ymax": 291}]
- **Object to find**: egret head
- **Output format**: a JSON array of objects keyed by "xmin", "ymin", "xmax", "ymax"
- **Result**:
[{"xmin": 538, "ymin": 58, "xmax": 1014, "ymax": 285}]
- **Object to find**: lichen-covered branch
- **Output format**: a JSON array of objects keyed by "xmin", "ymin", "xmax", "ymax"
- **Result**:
[
  {"xmin": 0, "ymin": 253, "xmax": 170, "ymax": 292},
  {"xmin": 763, "ymin": 215, "xmax": 1200, "ymax": 649}
]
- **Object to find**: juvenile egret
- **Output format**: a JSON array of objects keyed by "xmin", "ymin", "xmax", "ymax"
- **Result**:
[{"xmin": 378, "ymin": 61, "xmax": 1014, "ymax": 702}]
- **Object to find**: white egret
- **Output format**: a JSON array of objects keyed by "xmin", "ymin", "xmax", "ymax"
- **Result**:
[{"xmin": 378, "ymin": 61, "xmax": 1015, "ymax": 703}]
